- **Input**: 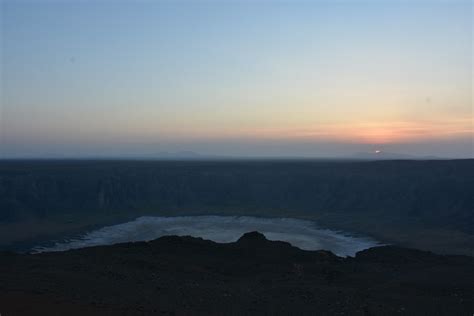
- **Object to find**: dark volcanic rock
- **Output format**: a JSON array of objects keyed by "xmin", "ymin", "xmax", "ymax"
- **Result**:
[
  {"xmin": 236, "ymin": 231, "xmax": 294, "ymax": 250},
  {"xmin": 237, "ymin": 231, "xmax": 269, "ymax": 243},
  {"xmin": 0, "ymin": 233, "xmax": 473, "ymax": 315}
]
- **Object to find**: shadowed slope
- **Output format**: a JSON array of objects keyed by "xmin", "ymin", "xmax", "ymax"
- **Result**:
[{"xmin": 0, "ymin": 232, "xmax": 473, "ymax": 315}]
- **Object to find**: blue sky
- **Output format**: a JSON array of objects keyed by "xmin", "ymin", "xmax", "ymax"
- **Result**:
[{"xmin": 1, "ymin": 0, "xmax": 472, "ymax": 158}]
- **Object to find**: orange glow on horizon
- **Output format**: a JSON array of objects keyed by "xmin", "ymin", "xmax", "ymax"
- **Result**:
[
  {"xmin": 89, "ymin": 117, "xmax": 472, "ymax": 147},
  {"xmin": 193, "ymin": 118, "xmax": 474, "ymax": 145}
]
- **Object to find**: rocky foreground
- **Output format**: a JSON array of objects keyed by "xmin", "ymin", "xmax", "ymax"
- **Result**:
[{"xmin": 0, "ymin": 232, "xmax": 473, "ymax": 316}]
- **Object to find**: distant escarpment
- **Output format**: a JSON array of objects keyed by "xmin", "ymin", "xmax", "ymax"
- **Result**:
[
  {"xmin": 0, "ymin": 159, "xmax": 473, "ymax": 254},
  {"xmin": 0, "ymin": 232, "xmax": 473, "ymax": 315}
]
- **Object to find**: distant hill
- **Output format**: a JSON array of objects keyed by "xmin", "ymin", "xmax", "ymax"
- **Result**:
[
  {"xmin": 149, "ymin": 151, "xmax": 202, "ymax": 159},
  {"xmin": 352, "ymin": 151, "xmax": 441, "ymax": 160}
]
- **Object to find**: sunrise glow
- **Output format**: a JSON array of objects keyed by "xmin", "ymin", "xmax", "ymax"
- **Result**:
[{"xmin": 1, "ymin": 1, "xmax": 472, "ymax": 158}]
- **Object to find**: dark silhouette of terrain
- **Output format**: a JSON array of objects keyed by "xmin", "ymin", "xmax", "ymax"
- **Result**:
[
  {"xmin": 352, "ymin": 151, "xmax": 440, "ymax": 160},
  {"xmin": 0, "ymin": 232, "xmax": 473, "ymax": 315},
  {"xmin": 1, "ymin": 159, "xmax": 473, "ymax": 255}
]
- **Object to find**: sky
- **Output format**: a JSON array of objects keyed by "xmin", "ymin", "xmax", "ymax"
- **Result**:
[{"xmin": 1, "ymin": 0, "xmax": 472, "ymax": 158}]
